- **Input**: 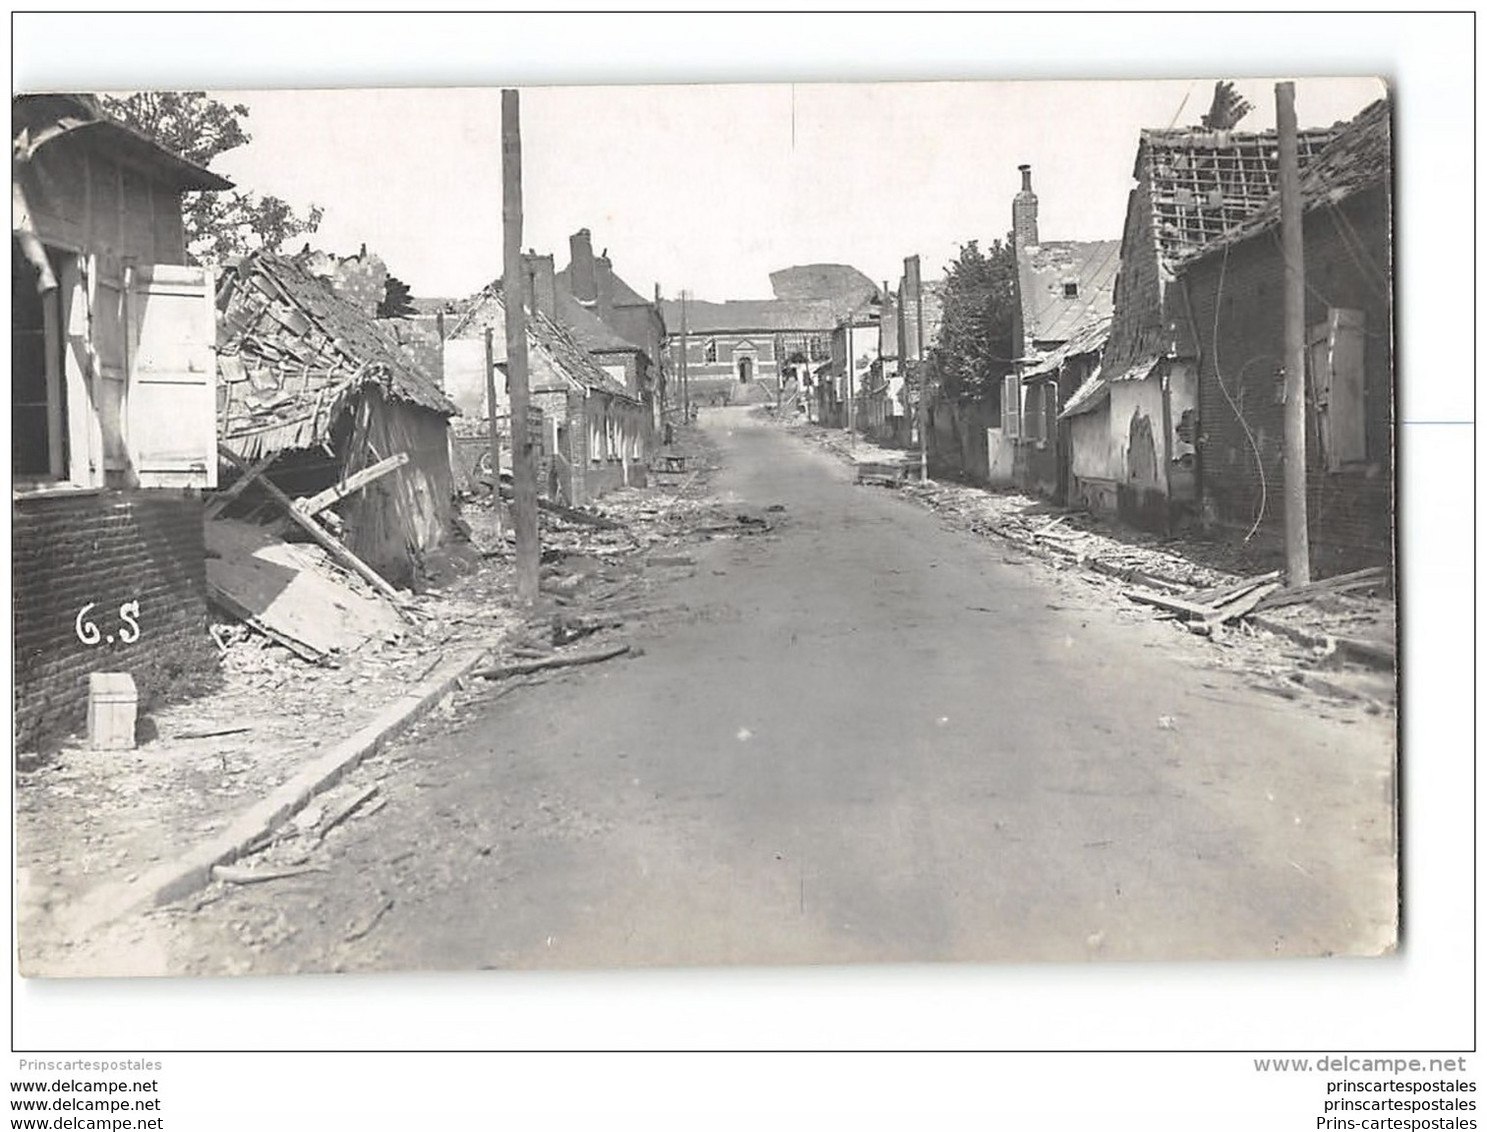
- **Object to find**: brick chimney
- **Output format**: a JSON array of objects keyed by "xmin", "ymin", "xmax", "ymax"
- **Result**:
[
  {"xmin": 1013, "ymin": 164, "xmax": 1039, "ymax": 251},
  {"xmin": 596, "ymin": 253, "xmax": 615, "ymax": 322},
  {"xmin": 521, "ymin": 251, "xmax": 557, "ymax": 319},
  {"xmin": 568, "ymin": 228, "xmax": 597, "ymax": 304}
]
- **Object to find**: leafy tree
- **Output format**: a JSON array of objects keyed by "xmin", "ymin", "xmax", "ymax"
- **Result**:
[
  {"xmin": 927, "ymin": 237, "xmax": 1017, "ymax": 405},
  {"xmin": 377, "ymin": 275, "xmax": 417, "ymax": 319},
  {"xmin": 101, "ymin": 91, "xmax": 323, "ymax": 265}
]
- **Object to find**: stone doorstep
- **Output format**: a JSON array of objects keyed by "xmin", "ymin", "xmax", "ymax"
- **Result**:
[{"xmin": 45, "ymin": 645, "xmax": 492, "ymax": 947}]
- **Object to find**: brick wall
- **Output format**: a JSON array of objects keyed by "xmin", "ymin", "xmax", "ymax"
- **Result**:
[
  {"xmin": 13, "ymin": 489, "xmax": 219, "ymax": 751},
  {"xmin": 1183, "ymin": 186, "xmax": 1394, "ymax": 574}
]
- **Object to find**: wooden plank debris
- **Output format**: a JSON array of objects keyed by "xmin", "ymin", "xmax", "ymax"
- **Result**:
[
  {"xmin": 316, "ymin": 784, "xmax": 381, "ymax": 844},
  {"xmin": 205, "ymin": 449, "xmax": 278, "ymax": 520},
  {"xmin": 474, "ymin": 643, "xmax": 630, "ymax": 681},
  {"xmin": 1254, "ymin": 566, "xmax": 1388, "ymax": 611},
  {"xmin": 212, "ymin": 863, "xmax": 327, "ymax": 885},
  {"xmin": 1206, "ymin": 581, "xmax": 1283, "ymax": 624},
  {"xmin": 206, "ymin": 520, "xmax": 404, "ymax": 659},
  {"xmin": 206, "ymin": 580, "xmax": 327, "ymax": 663},
  {"xmin": 1189, "ymin": 569, "xmax": 1283, "ymax": 606},
  {"xmin": 1121, "ymin": 588, "xmax": 1221, "ymax": 619},
  {"xmin": 295, "ymin": 451, "xmax": 409, "ymax": 518},
  {"xmin": 220, "ymin": 444, "xmax": 407, "ymax": 608}
]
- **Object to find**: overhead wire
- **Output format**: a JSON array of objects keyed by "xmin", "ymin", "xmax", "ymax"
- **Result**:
[{"xmin": 1207, "ymin": 241, "xmax": 1270, "ymax": 542}]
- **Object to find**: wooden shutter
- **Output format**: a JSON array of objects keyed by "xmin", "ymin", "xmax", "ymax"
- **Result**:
[
  {"xmin": 1325, "ymin": 309, "xmax": 1367, "ymax": 468},
  {"xmin": 1002, "ymin": 374, "xmax": 1021, "ymax": 439},
  {"xmin": 125, "ymin": 264, "xmax": 218, "ymax": 488},
  {"xmin": 1310, "ymin": 308, "xmax": 1367, "ymax": 471}
]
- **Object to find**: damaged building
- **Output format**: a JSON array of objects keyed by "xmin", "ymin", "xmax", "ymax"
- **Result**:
[
  {"xmin": 12, "ymin": 94, "xmax": 230, "ymax": 748},
  {"xmin": 214, "ymin": 250, "xmax": 459, "ymax": 588}
]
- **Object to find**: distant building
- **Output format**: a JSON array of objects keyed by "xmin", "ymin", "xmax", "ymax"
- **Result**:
[
  {"xmin": 659, "ymin": 264, "xmax": 878, "ymax": 409},
  {"xmin": 1006, "ymin": 164, "xmax": 1120, "ymax": 500}
]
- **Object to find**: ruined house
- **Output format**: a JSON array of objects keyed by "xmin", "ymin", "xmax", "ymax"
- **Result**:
[
  {"xmin": 12, "ymin": 93, "xmax": 231, "ymax": 747},
  {"xmin": 444, "ymin": 280, "xmax": 648, "ymax": 506},
  {"xmin": 1068, "ymin": 118, "xmax": 1338, "ymax": 529},
  {"xmin": 1176, "ymin": 99, "xmax": 1394, "ymax": 574},
  {"xmin": 214, "ymin": 251, "xmax": 458, "ymax": 586},
  {"xmin": 1005, "ymin": 164, "xmax": 1120, "ymax": 498},
  {"xmin": 557, "ymin": 228, "xmax": 668, "ymax": 432}
]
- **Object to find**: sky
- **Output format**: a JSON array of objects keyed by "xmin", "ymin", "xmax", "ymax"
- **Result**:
[{"xmin": 203, "ymin": 78, "xmax": 1386, "ymax": 305}]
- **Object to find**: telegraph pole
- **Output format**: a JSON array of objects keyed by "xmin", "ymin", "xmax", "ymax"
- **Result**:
[
  {"xmin": 908, "ymin": 255, "xmax": 927, "ymax": 483},
  {"xmin": 679, "ymin": 290, "xmax": 690, "ymax": 419},
  {"xmin": 484, "ymin": 327, "xmax": 503, "ymax": 541},
  {"xmin": 502, "ymin": 89, "xmax": 539, "ymax": 602},
  {"xmin": 1276, "ymin": 81, "xmax": 1310, "ymax": 586}
]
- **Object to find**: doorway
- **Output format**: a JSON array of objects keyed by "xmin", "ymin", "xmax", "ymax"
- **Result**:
[{"xmin": 737, "ymin": 355, "xmax": 753, "ymax": 383}]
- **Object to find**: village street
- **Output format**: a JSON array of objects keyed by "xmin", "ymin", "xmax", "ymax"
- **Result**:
[{"xmin": 93, "ymin": 408, "xmax": 1395, "ymax": 975}]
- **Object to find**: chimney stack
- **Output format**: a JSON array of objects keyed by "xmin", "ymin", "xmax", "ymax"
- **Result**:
[
  {"xmin": 568, "ymin": 228, "xmax": 597, "ymax": 304},
  {"xmin": 596, "ymin": 254, "xmax": 615, "ymax": 322},
  {"xmin": 520, "ymin": 252, "xmax": 557, "ymax": 319},
  {"xmin": 1013, "ymin": 164, "xmax": 1039, "ymax": 251}
]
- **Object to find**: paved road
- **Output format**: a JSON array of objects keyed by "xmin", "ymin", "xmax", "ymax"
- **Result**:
[{"xmin": 141, "ymin": 408, "xmax": 1396, "ymax": 974}]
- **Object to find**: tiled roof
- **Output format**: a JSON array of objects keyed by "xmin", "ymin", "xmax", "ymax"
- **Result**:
[
  {"xmin": 1017, "ymin": 240, "xmax": 1121, "ymax": 346},
  {"xmin": 1022, "ymin": 314, "xmax": 1110, "ymax": 382},
  {"xmin": 1139, "ymin": 122, "xmax": 1339, "ymax": 269},
  {"xmin": 1059, "ymin": 368, "xmax": 1109, "ymax": 420},
  {"xmin": 12, "ymin": 93, "xmax": 233, "ymax": 192},
  {"xmin": 554, "ymin": 288, "xmax": 642, "ymax": 354},
  {"xmin": 1176, "ymin": 99, "xmax": 1392, "ymax": 266},
  {"xmin": 216, "ymin": 252, "xmax": 455, "ymax": 461},
  {"xmin": 657, "ymin": 297, "xmax": 841, "ymax": 334},
  {"xmin": 453, "ymin": 284, "xmax": 638, "ymax": 404}
]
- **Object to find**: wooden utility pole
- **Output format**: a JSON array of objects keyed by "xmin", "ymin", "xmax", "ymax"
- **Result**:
[
  {"xmin": 907, "ymin": 254, "xmax": 927, "ymax": 482},
  {"xmin": 502, "ymin": 88, "xmax": 538, "ymax": 602},
  {"xmin": 483, "ymin": 326, "xmax": 504, "ymax": 541},
  {"xmin": 679, "ymin": 290, "xmax": 690, "ymax": 419},
  {"xmin": 1276, "ymin": 81, "xmax": 1310, "ymax": 586}
]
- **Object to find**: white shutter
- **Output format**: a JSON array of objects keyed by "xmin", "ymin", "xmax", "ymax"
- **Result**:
[
  {"xmin": 1325, "ymin": 309, "xmax": 1367, "ymax": 468},
  {"xmin": 125, "ymin": 264, "xmax": 218, "ymax": 488},
  {"xmin": 1003, "ymin": 374, "xmax": 1021, "ymax": 439}
]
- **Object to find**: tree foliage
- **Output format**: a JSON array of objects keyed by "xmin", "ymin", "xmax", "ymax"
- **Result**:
[
  {"xmin": 101, "ymin": 91, "xmax": 323, "ymax": 265},
  {"xmin": 928, "ymin": 238, "xmax": 1018, "ymax": 405}
]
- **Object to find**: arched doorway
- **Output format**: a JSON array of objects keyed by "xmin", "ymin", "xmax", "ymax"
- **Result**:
[{"xmin": 737, "ymin": 355, "xmax": 753, "ymax": 383}]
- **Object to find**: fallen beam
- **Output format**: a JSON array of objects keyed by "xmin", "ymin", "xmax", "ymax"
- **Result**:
[
  {"xmin": 296, "ymin": 452, "xmax": 409, "ymax": 518},
  {"xmin": 1190, "ymin": 569, "xmax": 1284, "ymax": 606},
  {"xmin": 474, "ymin": 643, "xmax": 631, "ymax": 681},
  {"xmin": 532, "ymin": 494, "xmax": 625, "ymax": 530},
  {"xmin": 1121, "ymin": 588, "xmax": 1220, "ymax": 620},
  {"xmin": 1255, "ymin": 566, "xmax": 1389, "ymax": 611},
  {"xmin": 220, "ymin": 444, "xmax": 406, "ymax": 609},
  {"xmin": 205, "ymin": 449, "xmax": 278, "ymax": 520},
  {"xmin": 1207, "ymin": 581, "xmax": 1283, "ymax": 624}
]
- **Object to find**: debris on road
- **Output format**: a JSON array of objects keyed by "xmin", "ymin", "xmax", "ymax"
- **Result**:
[
  {"xmin": 343, "ymin": 895, "xmax": 394, "ymax": 943},
  {"xmin": 474, "ymin": 643, "xmax": 632, "ymax": 681},
  {"xmin": 316, "ymin": 785, "xmax": 382, "ymax": 844},
  {"xmin": 212, "ymin": 863, "xmax": 327, "ymax": 886}
]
